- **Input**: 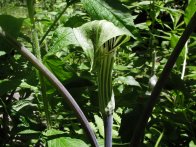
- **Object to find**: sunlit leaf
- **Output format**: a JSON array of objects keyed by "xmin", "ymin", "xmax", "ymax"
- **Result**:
[
  {"xmin": 189, "ymin": 140, "xmax": 196, "ymax": 147},
  {"xmin": 43, "ymin": 55, "xmax": 75, "ymax": 82},
  {"xmin": 114, "ymin": 76, "xmax": 140, "ymax": 87},
  {"xmin": 94, "ymin": 115, "xmax": 104, "ymax": 137},
  {"xmin": 12, "ymin": 100, "xmax": 37, "ymax": 112},
  {"xmin": 44, "ymin": 129, "xmax": 89, "ymax": 147},
  {"xmin": 184, "ymin": 0, "xmax": 196, "ymax": 25},
  {"xmin": 0, "ymin": 51, "xmax": 6, "ymax": 56},
  {"xmin": 81, "ymin": 0, "xmax": 137, "ymax": 38},
  {"xmin": 18, "ymin": 129, "xmax": 41, "ymax": 135},
  {"xmin": 50, "ymin": 27, "xmax": 79, "ymax": 54},
  {"xmin": 73, "ymin": 20, "xmax": 131, "ymax": 70}
]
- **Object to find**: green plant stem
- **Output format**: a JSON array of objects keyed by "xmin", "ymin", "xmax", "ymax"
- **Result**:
[
  {"xmin": 150, "ymin": 0, "xmax": 156, "ymax": 76},
  {"xmin": 0, "ymin": 29, "xmax": 99, "ymax": 147},
  {"xmin": 39, "ymin": 2, "xmax": 70, "ymax": 45},
  {"xmin": 154, "ymin": 130, "xmax": 164, "ymax": 147},
  {"xmin": 32, "ymin": 29, "xmax": 51, "ymax": 129},
  {"xmin": 0, "ymin": 97, "xmax": 9, "ymax": 142},
  {"xmin": 150, "ymin": 35, "xmax": 156, "ymax": 76},
  {"xmin": 27, "ymin": 0, "xmax": 51, "ymax": 128},
  {"xmin": 38, "ymin": 22, "xmax": 48, "ymax": 52},
  {"xmin": 130, "ymin": 12, "xmax": 196, "ymax": 147}
]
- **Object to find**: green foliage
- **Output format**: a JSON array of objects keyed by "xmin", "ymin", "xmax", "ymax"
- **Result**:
[
  {"xmin": 44, "ymin": 129, "xmax": 89, "ymax": 147},
  {"xmin": 0, "ymin": 15, "xmax": 24, "ymax": 52},
  {"xmin": 184, "ymin": 0, "xmax": 196, "ymax": 25},
  {"xmin": 0, "ymin": 0, "xmax": 196, "ymax": 146},
  {"xmin": 94, "ymin": 115, "xmax": 105, "ymax": 138},
  {"xmin": 43, "ymin": 55, "xmax": 74, "ymax": 82},
  {"xmin": 114, "ymin": 76, "xmax": 140, "ymax": 87},
  {"xmin": 81, "ymin": 0, "xmax": 137, "ymax": 38}
]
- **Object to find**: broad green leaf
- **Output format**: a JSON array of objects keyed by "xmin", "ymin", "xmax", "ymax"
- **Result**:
[
  {"xmin": 43, "ymin": 55, "xmax": 74, "ymax": 82},
  {"xmin": 94, "ymin": 115, "xmax": 104, "ymax": 138},
  {"xmin": 44, "ymin": 129, "xmax": 88, "ymax": 147},
  {"xmin": 184, "ymin": 0, "xmax": 196, "ymax": 25},
  {"xmin": 73, "ymin": 20, "xmax": 131, "ymax": 70},
  {"xmin": 50, "ymin": 20, "xmax": 130, "ymax": 70},
  {"xmin": 50, "ymin": 27, "xmax": 79, "ymax": 54},
  {"xmin": 114, "ymin": 76, "xmax": 140, "ymax": 87},
  {"xmin": 81, "ymin": 0, "xmax": 137, "ymax": 38}
]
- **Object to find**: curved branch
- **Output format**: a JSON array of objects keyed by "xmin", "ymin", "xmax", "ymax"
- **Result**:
[
  {"xmin": 0, "ymin": 28, "xmax": 99, "ymax": 147},
  {"xmin": 130, "ymin": 12, "xmax": 196, "ymax": 147}
]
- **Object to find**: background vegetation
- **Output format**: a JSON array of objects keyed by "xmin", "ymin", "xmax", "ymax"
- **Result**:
[{"xmin": 0, "ymin": 0, "xmax": 195, "ymax": 146}]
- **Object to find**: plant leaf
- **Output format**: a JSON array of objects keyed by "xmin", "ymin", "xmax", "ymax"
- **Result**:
[
  {"xmin": 94, "ymin": 115, "xmax": 104, "ymax": 138},
  {"xmin": 50, "ymin": 27, "xmax": 80, "ymax": 53},
  {"xmin": 43, "ymin": 55, "xmax": 74, "ymax": 82},
  {"xmin": 114, "ymin": 76, "xmax": 140, "ymax": 87},
  {"xmin": 170, "ymin": 34, "xmax": 185, "ymax": 69},
  {"xmin": 81, "ymin": 0, "xmax": 137, "ymax": 38},
  {"xmin": 50, "ymin": 20, "xmax": 131, "ymax": 70},
  {"xmin": 73, "ymin": 20, "xmax": 131, "ymax": 69},
  {"xmin": 18, "ymin": 129, "xmax": 41, "ymax": 135},
  {"xmin": 12, "ymin": 100, "xmax": 37, "ymax": 112},
  {"xmin": 44, "ymin": 129, "xmax": 89, "ymax": 147},
  {"xmin": 184, "ymin": 0, "xmax": 196, "ymax": 25}
]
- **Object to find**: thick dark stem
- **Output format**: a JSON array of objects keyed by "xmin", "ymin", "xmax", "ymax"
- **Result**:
[
  {"xmin": 0, "ymin": 30, "xmax": 99, "ymax": 147},
  {"xmin": 130, "ymin": 12, "xmax": 196, "ymax": 147},
  {"xmin": 104, "ymin": 114, "xmax": 113, "ymax": 147}
]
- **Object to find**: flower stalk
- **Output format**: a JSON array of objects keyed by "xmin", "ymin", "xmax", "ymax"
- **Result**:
[{"xmin": 27, "ymin": 0, "xmax": 51, "ymax": 128}]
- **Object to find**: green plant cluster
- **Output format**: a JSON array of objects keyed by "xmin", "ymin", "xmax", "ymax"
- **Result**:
[{"xmin": 0, "ymin": 0, "xmax": 196, "ymax": 146}]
